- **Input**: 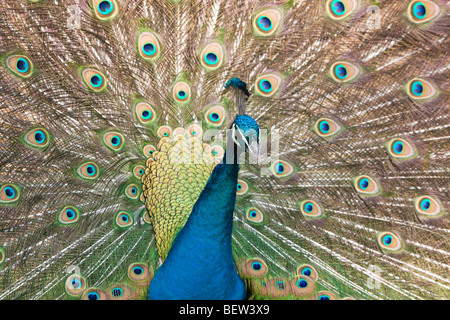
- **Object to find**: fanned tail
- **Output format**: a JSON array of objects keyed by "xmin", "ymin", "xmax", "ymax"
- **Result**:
[{"xmin": 0, "ymin": 0, "xmax": 449, "ymax": 300}]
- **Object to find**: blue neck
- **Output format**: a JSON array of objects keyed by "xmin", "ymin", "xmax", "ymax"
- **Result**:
[{"xmin": 148, "ymin": 150, "xmax": 246, "ymax": 300}]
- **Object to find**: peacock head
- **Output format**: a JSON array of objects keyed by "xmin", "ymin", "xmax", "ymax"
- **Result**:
[
  {"xmin": 230, "ymin": 114, "xmax": 260, "ymax": 159},
  {"xmin": 224, "ymin": 77, "xmax": 260, "ymax": 160}
]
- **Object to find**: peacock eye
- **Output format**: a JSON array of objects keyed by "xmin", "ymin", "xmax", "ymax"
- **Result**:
[
  {"xmin": 246, "ymin": 207, "xmax": 264, "ymax": 224},
  {"xmin": 0, "ymin": 184, "xmax": 20, "ymax": 203},
  {"xmin": 330, "ymin": 61, "xmax": 360, "ymax": 83},
  {"xmin": 205, "ymin": 105, "xmax": 226, "ymax": 127},
  {"xmin": 102, "ymin": 131, "xmax": 124, "ymax": 151},
  {"xmin": 271, "ymin": 160, "xmax": 294, "ymax": 178},
  {"xmin": 173, "ymin": 81, "xmax": 192, "ymax": 103},
  {"xmin": 200, "ymin": 42, "xmax": 224, "ymax": 70},
  {"xmin": 275, "ymin": 281, "xmax": 286, "ymax": 290},
  {"xmin": 111, "ymin": 287, "xmax": 123, "ymax": 297},
  {"xmin": 143, "ymin": 144, "xmax": 156, "ymax": 158},
  {"xmin": 236, "ymin": 179, "xmax": 249, "ymax": 196},
  {"xmin": 116, "ymin": 211, "xmax": 133, "ymax": 228},
  {"xmin": 187, "ymin": 124, "xmax": 203, "ymax": 138},
  {"xmin": 59, "ymin": 206, "xmax": 80, "ymax": 224},
  {"xmin": 244, "ymin": 258, "xmax": 268, "ymax": 277},
  {"xmin": 253, "ymin": 8, "xmax": 282, "ymax": 36},
  {"xmin": 157, "ymin": 125, "xmax": 172, "ymax": 139},
  {"xmin": 406, "ymin": 78, "xmax": 437, "ymax": 100},
  {"xmin": 378, "ymin": 232, "xmax": 402, "ymax": 251},
  {"xmin": 24, "ymin": 128, "xmax": 50, "ymax": 148},
  {"xmin": 125, "ymin": 184, "xmax": 139, "ymax": 200},
  {"xmin": 65, "ymin": 275, "xmax": 86, "ymax": 296},
  {"xmin": 83, "ymin": 288, "xmax": 107, "ymax": 300},
  {"xmin": 128, "ymin": 263, "xmax": 151, "ymax": 284},
  {"xmin": 354, "ymin": 175, "xmax": 380, "ymax": 195},
  {"xmin": 297, "ymin": 264, "xmax": 318, "ymax": 281},
  {"xmin": 77, "ymin": 162, "xmax": 100, "ymax": 180},
  {"xmin": 291, "ymin": 275, "xmax": 316, "ymax": 297},
  {"xmin": 255, "ymin": 74, "xmax": 282, "ymax": 97},
  {"xmin": 138, "ymin": 32, "xmax": 161, "ymax": 61},
  {"xmin": 313, "ymin": 118, "xmax": 342, "ymax": 139},
  {"xmin": 408, "ymin": 0, "xmax": 440, "ymax": 24},
  {"xmin": 326, "ymin": 0, "xmax": 357, "ymax": 20},
  {"xmin": 386, "ymin": 138, "xmax": 416, "ymax": 159},
  {"xmin": 82, "ymin": 68, "xmax": 107, "ymax": 92},
  {"xmin": 297, "ymin": 278, "xmax": 308, "ymax": 288},
  {"xmin": 133, "ymin": 266, "xmax": 143, "ymax": 274},
  {"xmin": 414, "ymin": 196, "xmax": 442, "ymax": 217},
  {"xmin": 88, "ymin": 292, "xmax": 99, "ymax": 300},
  {"xmin": 211, "ymin": 145, "xmax": 224, "ymax": 162},
  {"xmin": 6, "ymin": 55, "xmax": 34, "ymax": 78},
  {"xmin": 133, "ymin": 165, "xmax": 146, "ymax": 179},
  {"xmin": 93, "ymin": 0, "xmax": 118, "ymax": 20},
  {"xmin": 135, "ymin": 102, "xmax": 156, "ymax": 124},
  {"xmin": 300, "ymin": 200, "xmax": 323, "ymax": 218}
]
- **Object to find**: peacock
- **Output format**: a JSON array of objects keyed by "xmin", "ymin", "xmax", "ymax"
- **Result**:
[{"xmin": 0, "ymin": 0, "xmax": 448, "ymax": 301}]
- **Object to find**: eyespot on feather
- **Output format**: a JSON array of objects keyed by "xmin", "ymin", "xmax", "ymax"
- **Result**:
[
  {"xmin": 135, "ymin": 102, "xmax": 156, "ymax": 124},
  {"xmin": 133, "ymin": 165, "xmax": 146, "ymax": 179},
  {"xmin": 82, "ymin": 288, "xmax": 107, "ymax": 300},
  {"xmin": 271, "ymin": 160, "xmax": 294, "ymax": 178},
  {"xmin": 0, "ymin": 184, "xmax": 20, "ymax": 204},
  {"xmin": 330, "ymin": 61, "xmax": 360, "ymax": 83},
  {"xmin": 326, "ymin": 0, "xmax": 357, "ymax": 20},
  {"xmin": 314, "ymin": 291, "xmax": 338, "ymax": 300},
  {"xmin": 291, "ymin": 276, "xmax": 316, "ymax": 297},
  {"xmin": 414, "ymin": 196, "xmax": 442, "ymax": 217},
  {"xmin": 211, "ymin": 145, "xmax": 224, "ymax": 162},
  {"xmin": 236, "ymin": 179, "xmax": 249, "ymax": 196},
  {"xmin": 76, "ymin": 162, "xmax": 100, "ymax": 180},
  {"xmin": 243, "ymin": 258, "xmax": 268, "ymax": 277},
  {"xmin": 200, "ymin": 42, "xmax": 224, "ymax": 70},
  {"xmin": 173, "ymin": 81, "xmax": 191, "ymax": 103},
  {"xmin": 138, "ymin": 31, "xmax": 161, "ymax": 61},
  {"xmin": 81, "ymin": 68, "xmax": 106, "ymax": 92},
  {"xmin": 116, "ymin": 211, "xmax": 133, "ymax": 228},
  {"xmin": 107, "ymin": 285, "xmax": 134, "ymax": 300},
  {"xmin": 253, "ymin": 8, "xmax": 282, "ymax": 36},
  {"xmin": 313, "ymin": 117, "xmax": 342, "ymax": 139},
  {"xmin": 378, "ymin": 232, "xmax": 402, "ymax": 252},
  {"xmin": 187, "ymin": 124, "xmax": 203, "ymax": 138},
  {"xmin": 407, "ymin": 0, "xmax": 440, "ymax": 24},
  {"xmin": 406, "ymin": 78, "xmax": 437, "ymax": 100},
  {"xmin": 6, "ymin": 55, "xmax": 34, "ymax": 78},
  {"xmin": 157, "ymin": 126, "xmax": 172, "ymax": 139},
  {"xmin": 246, "ymin": 207, "xmax": 264, "ymax": 224},
  {"xmin": 128, "ymin": 263, "xmax": 152, "ymax": 286},
  {"xmin": 65, "ymin": 275, "xmax": 87, "ymax": 296},
  {"xmin": 255, "ymin": 74, "xmax": 282, "ymax": 97},
  {"xmin": 23, "ymin": 128, "xmax": 50, "ymax": 148},
  {"xmin": 124, "ymin": 184, "xmax": 139, "ymax": 200},
  {"xmin": 205, "ymin": 105, "xmax": 226, "ymax": 127},
  {"xmin": 143, "ymin": 144, "xmax": 156, "ymax": 158},
  {"xmin": 92, "ymin": 0, "xmax": 118, "ymax": 20},
  {"xmin": 102, "ymin": 131, "xmax": 124, "ymax": 151},
  {"xmin": 58, "ymin": 206, "xmax": 80, "ymax": 225},
  {"xmin": 299, "ymin": 200, "xmax": 323, "ymax": 218},
  {"xmin": 386, "ymin": 138, "xmax": 416, "ymax": 159},
  {"xmin": 297, "ymin": 264, "xmax": 319, "ymax": 281},
  {"xmin": 354, "ymin": 175, "xmax": 380, "ymax": 195}
]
